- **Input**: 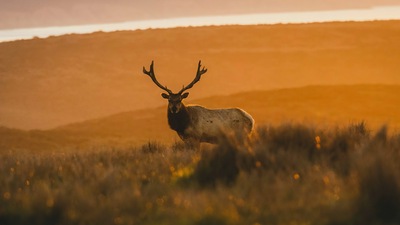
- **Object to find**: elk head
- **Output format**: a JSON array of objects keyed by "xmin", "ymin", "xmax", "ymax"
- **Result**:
[{"xmin": 143, "ymin": 60, "xmax": 207, "ymax": 114}]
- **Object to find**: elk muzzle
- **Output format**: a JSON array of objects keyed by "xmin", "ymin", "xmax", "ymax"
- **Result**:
[{"xmin": 168, "ymin": 101, "xmax": 182, "ymax": 114}]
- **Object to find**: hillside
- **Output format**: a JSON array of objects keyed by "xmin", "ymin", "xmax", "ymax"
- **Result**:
[
  {"xmin": 53, "ymin": 84, "xmax": 400, "ymax": 140},
  {"xmin": 1, "ymin": 84, "xmax": 399, "ymax": 151},
  {"xmin": 1, "ymin": 20, "xmax": 400, "ymax": 129}
]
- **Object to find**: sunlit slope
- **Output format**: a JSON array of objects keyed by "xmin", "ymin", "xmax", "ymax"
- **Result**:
[
  {"xmin": 198, "ymin": 85, "xmax": 400, "ymax": 129},
  {"xmin": 1, "ymin": 84, "xmax": 399, "ymax": 151},
  {"xmin": 54, "ymin": 85, "xmax": 400, "ymax": 144},
  {"xmin": 1, "ymin": 21, "xmax": 400, "ymax": 129}
]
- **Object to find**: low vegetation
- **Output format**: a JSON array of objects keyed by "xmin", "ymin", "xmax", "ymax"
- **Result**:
[{"xmin": 1, "ymin": 122, "xmax": 400, "ymax": 225}]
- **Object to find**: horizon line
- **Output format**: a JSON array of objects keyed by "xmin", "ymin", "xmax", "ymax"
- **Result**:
[{"xmin": 1, "ymin": 5, "xmax": 400, "ymax": 43}]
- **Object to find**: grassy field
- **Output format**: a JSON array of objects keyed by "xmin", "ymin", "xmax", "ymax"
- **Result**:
[
  {"xmin": 1, "ymin": 122, "xmax": 399, "ymax": 225},
  {"xmin": 1, "ymin": 20, "xmax": 400, "ymax": 225}
]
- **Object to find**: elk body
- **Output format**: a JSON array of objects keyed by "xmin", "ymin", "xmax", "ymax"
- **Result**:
[{"xmin": 143, "ymin": 61, "xmax": 254, "ymax": 147}]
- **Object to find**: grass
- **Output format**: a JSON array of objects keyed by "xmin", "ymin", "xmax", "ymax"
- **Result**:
[{"xmin": 1, "ymin": 122, "xmax": 400, "ymax": 225}]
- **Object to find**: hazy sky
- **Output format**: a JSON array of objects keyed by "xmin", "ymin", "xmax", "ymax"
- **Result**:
[{"xmin": 1, "ymin": 0, "xmax": 400, "ymax": 29}]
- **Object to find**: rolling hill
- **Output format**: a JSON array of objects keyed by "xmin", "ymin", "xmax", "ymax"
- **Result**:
[
  {"xmin": 1, "ymin": 84, "xmax": 399, "ymax": 151},
  {"xmin": 1, "ymin": 20, "xmax": 400, "ymax": 130}
]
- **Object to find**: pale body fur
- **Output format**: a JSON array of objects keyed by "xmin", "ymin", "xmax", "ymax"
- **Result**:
[
  {"xmin": 174, "ymin": 104, "xmax": 254, "ymax": 145},
  {"xmin": 142, "ymin": 60, "xmax": 255, "ymax": 146}
]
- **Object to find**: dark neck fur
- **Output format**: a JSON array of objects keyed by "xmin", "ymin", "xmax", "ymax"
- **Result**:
[{"xmin": 167, "ymin": 105, "xmax": 190, "ymax": 135}]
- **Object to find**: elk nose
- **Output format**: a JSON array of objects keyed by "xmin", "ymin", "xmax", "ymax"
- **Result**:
[{"xmin": 171, "ymin": 106, "xmax": 178, "ymax": 113}]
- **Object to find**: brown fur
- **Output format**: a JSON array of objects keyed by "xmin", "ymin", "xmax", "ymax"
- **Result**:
[{"xmin": 167, "ymin": 105, "xmax": 190, "ymax": 136}]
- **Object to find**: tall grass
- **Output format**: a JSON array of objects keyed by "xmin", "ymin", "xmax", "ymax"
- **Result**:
[{"xmin": 1, "ymin": 123, "xmax": 399, "ymax": 225}]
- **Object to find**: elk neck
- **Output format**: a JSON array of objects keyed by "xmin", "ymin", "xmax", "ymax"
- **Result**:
[{"xmin": 167, "ymin": 104, "xmax": 190, "ymax": 135}]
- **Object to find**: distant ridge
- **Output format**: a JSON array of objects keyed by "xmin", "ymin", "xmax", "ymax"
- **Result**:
[
  {"xmin": 1, "ymin": 0, "xmax": 398, "ymax": 29},
  {"xmin": 1, "ymin": 84, "xmax": 399, "ymax": 151}
]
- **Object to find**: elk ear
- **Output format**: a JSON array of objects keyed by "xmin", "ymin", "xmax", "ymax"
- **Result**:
[
  {"xmin": 161, "ymin": 93, "xmax": 169, "ymax": 99},
  {"xmin": 181, "ymin": 92, "xmax": 189, "ymax": 99}
]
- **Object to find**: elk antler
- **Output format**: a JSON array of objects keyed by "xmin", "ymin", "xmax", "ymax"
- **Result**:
[
  {"xmin": 178, "ymin": 60, "xmax": 207, "ymax": 94},
  {"xmin": 143, "ymin": 61, "xmax": 172, "ymax": 94}
]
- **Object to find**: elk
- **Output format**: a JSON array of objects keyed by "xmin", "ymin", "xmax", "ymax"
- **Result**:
[{"xmin": 143, "ymin": 60, "xmax": 254, "ymax": 147}]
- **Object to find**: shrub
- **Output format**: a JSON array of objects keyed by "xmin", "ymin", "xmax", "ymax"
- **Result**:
[{"xmin": 192, "ymin": 136, "xmax": 240, "ymax": 187}]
